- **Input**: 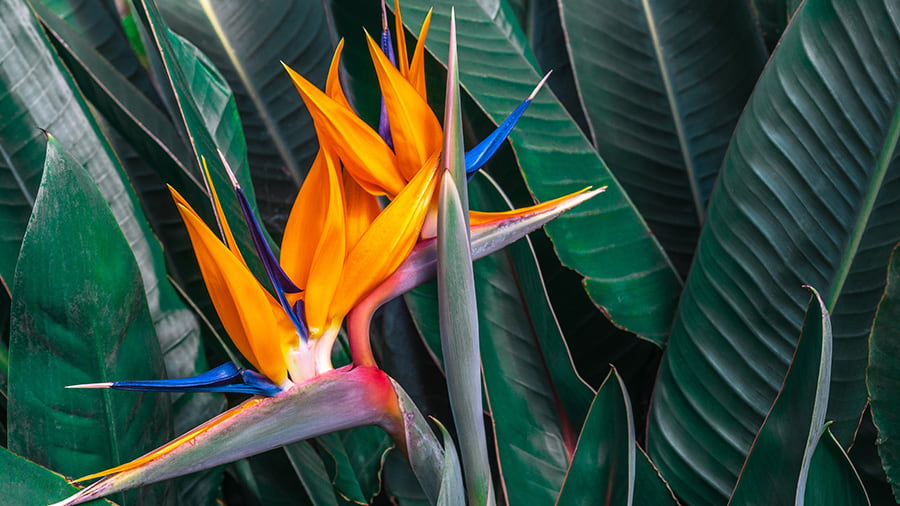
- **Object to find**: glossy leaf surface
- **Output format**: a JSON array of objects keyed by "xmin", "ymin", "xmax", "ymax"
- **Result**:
[
  {"xmin": 868, "ymin": 243, "xmax": 900, "ymax": 502},
  {"xmin": 397, "ymin": 0, "xmax": 682, "ymax": 345},
  {"xmin": 0, "ymin": 447, "xmax": 104, "ymax": 506},
  {"xmin": 156, "ymin": 0, "xmax": 334, "ymax": 236},
  {"xmin": 649, "ymin": 0, "xmax": 900, "ymax": 502},
  {"xmin": 558, "ymin": 0, "xmax": 766, "ymax": 274},
  {"xmin": 8, "ymin": 137, "xmax": 172, "ymax": 505},
  {"xmin": 800, "ymin": 427, "xmax": 871, "ymax": 506},
  {"xmin": 555, "ymin": 370, "xmax": 634, "ymax": 506},
  {"xmin": 729, "ymin": 289, "xmax": 831, "ymax": 506}
]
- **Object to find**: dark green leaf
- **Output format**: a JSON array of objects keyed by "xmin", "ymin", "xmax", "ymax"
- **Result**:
[
  {"xmin": 801, "ymin": 427, "xmax": 871, "ymax": 506},
  {"xmin": 868, "ymin": 243, "xmax": 900, "ymax": 502},
  {"xmin": 558, "ymin": 0, "xmax": 766, "ymax": 274},
  {"xmin": 729, "ymin": 288, "xmax": 831, "ymax": 506},
  {"xmin": 284, "ymin": 441, "xmax": 341, "ymax": 506},
  {"xmin": 129, "ymin": 0, "xmax": 270, "ymax": 282},
  {"xmin": 556, "ymin": 369, "xmax": 634, "ymax": 506},
  {"xmin": 156, "ymin": 0, "xmax": 335, "ymax": 238},
  {"xmin": 750, "ymin": 0, "xmax": 792, "ymax": 51},
  {"xmin": 383, "ymin": 450, "xmax": 431, "ymax": 506},
  {"xmin": 634, "ymin": 447, "xmax": 679, "ymax": 506},
  {"xmin": 649, "ymin": 0, "xmax": 900, "ymax": 502},
  {"xmin": 847, "ymin": 406, "xmax": 895, "ymax": 506},
  {"xmin": 0, "ymin": 447, "xmax": 112, "ymax": 506},
  {"xmin": 7, "ymin": 136, "xmax": 172, "ymax": 505},
  {"xmin": 396, "ymin": 0, "xmax": 681, "ymax": 345}
]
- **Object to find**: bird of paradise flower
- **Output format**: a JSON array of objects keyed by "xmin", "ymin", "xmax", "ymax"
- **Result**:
[{"xmin": 54, "ymin": 4, "xmax": 603, "ymax": 505}]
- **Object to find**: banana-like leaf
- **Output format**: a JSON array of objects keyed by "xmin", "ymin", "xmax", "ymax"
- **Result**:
[
  {"xmin": 283, "ymin": 441, "xmax": 341, "ymax": 506},
  {"xmin": 634, "ymin": 447, "xmax": 679, "ymax": 506},
  {"xmin": 555, "ymin": 369, "xmax": 634, "ymax": 506},
  {"xmin": 32, "ymin": 0, "xmax": 161, "ymax": 103},
  {"xmin": 0, "ymin": 0, "xmax": 203, "ymax": 396},
  {"xmin": 558, "ymin": 0, "xmax": 766, "ymax": 275},
  {"xmin": 129, "ymin": 0, "xmax": 270, "ymax": 281},
  {"xmin": 729, "ymin": 288, "xmax": 831, "ymax": 506},
  {"xmin": 156, "ymin": 0, "xmax": 335, "ymax": 237},
  {"xmin": 396, "ymin": 0, "xmax": 682, "ymax": 345},
  {"xmin": 436, "ymin": 28, "xmax": 495, "ymax": 504},
  {"xmin": 0, "ymin": 447, "xmax": 113, "ymax": 506},
  {"xmin": 847, "ymin": 407, "xmax": 895, "ymax": 506},
  {"xmin": 8, "ymin": 137, "xmax": 173, "ymax": 505},
  {"xmin": 868, "ymin": 243, "xmax": 900, "ymax": 502},
  {"xmin": 750, "ymin": 0, "xmax": 793, "ymax": 51},
  {"xmin": 649, "ymin": 0, "xmax": 900, "ymax": 502},
  {"xmin": 800, "ymin": 427, "xmax": 871, "ymax": 506}
]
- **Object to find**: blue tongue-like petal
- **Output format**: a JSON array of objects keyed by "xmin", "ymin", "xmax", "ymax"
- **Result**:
[{"xmin": 93, "ymin": 362, "xmax": 283, "ymax": 396}]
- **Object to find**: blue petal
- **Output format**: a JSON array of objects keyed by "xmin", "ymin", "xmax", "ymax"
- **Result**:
[
  {"xmin": 465, "ymin": 98, "xmax": 531, "ymax": 178},
  {"xmin": 235, "ymin": 188, "xmax": 309, "ymax": 342},
  {"xmin": 109, "ymin": 362, "xmax": 283, "ymax": 396}
]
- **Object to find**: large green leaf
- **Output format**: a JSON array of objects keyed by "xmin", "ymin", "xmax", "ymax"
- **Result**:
[
  {"xmin": 156, "ymin": 0, "xmax": 335, "ymax": 237},
  {"xmin": 7, "ymin": 137, "xmax": 172, "ymax": 505},
  {"xmin": 555, "ymin": 369, "xmax": 634, "ymax": 506},
  {"xmin": 0, "ymin": 447, "xmax": 111, "ymax": 506},
  {"xmin": 0, "ymin": 0, "xmax": 202, "ymax": 390},
  {"xmin": 648, "ymin": 0, "xmax": 900, "ymax": 503},
  {"xmin": 800, "ymin": 427, "xmax": 871, "ymax": 506},
  {"xmin": 283, "ymin": 441, "xmax": 340, "ymax": 506},
  {"xmin": 729, "ymin": 289, "xmax": 831, "ymax": 506},
  {"xmin": 557, "ymin": 0, "xmax": 765, "ymax": 275},
  {"xmin": 868, "ymin": 243, "xmax": 900, "ymax": 502},
  {"xmin": 129, "ymin": 0, "xmax": 269, "ymax": 282},
  {"xmin": 397, "ymin": 0, "xmax": 682, "ymax": 345}
]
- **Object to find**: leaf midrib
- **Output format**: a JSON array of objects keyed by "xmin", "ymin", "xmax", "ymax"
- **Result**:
[
  {"xmin": 826, "ymin": 96, "xmax": 900, "ymax": 310},
  {"xmin": 640, "ymin": 0, "xmax": 705, "ymax": 225}
]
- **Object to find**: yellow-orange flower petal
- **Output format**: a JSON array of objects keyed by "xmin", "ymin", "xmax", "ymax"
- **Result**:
[
  {"xmin": 408, "ymin": 8, "xmax": 432, "ymax": 99},
  {"xmin": 201, "ymin": 158, "xmax": 246, "ymax": 266},
  {"xmin": 281, "ymin": 151, "xmax": 332, "ymax": 290},
  {"xmin": 468, "ymin": 187, "xmax": 595, "ymax": 227},
  {"xmin": 366, "ymin": 31, "xmax": 442, "ymax": 181},
  {"xmin": 343, "ymin": 168, "xmax": 381, "ymax": 251},
  {"xmin": 393, "ymin": 0, "xmax": 410, "ymax": 77},
  {"xmin": 331, "ymin": 152, "xmax": 440, "ymax": 322},
  {"xmin": 283, "ymin": 62, "xmax": 406, "ymax": 197},
  {"xmin": 326, "ymin": 39, "xmax": 352, "ymax": 110},
  {"xmin": 303, "ymin": 152, "xmax": 347, "ymax": 338},
  {"xmin": 171, "ymin": 188, "xmax": 291, "ymax": 384}
]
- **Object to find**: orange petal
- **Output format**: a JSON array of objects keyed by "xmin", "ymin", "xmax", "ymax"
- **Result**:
[
  {"xmin": 408, "ymin": 8, "xmax": 432, "ymax": 99},
  {"xmin": 199, "ymin": 158, "xmax": 247, "ymax": 266},
  {"xmin": 366, "ymin": 31, "xmax": 442, "ymax": 181},
  {"xmin": 343, "ymin": 168, "xmax": 381, "ymax": 251},
  {"xmin": 283, "ymin": 62, "xmax": 406, "ymax": 197},
  {"xmin": 326, "ymin": 39, "xmax": 352, "ymax": 110},
  {"xmin": 468, "ymin": 187, "xmax": 596, "ymax": 227},
  {"xmin": 304, "ymin": 153, "xmax": 347, "ymax": 338},
  {"xmin": 172, "ymin": 191, "xmax": 290, "ymax": 384},
  {"xmin": 331, "ymin": 153, "xmax": 440, "ymax": 322},
  {"xmin": 393, "ymin": 0, "xmax": 410, "ymax": 77},
  {"xmin": 281, "ymin": 150, "xmax": 332, "ymax": 289}
]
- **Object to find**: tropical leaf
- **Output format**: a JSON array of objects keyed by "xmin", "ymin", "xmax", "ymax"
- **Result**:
[
  {"xmin": 395, "ymin": 0, "xmax": 681, "ymax": 345},
  {"xmin": 800, "ymin": 426, "xmax": 871, "ymax": 506},
  {"xmin": 7, "ymin": 137, "xmax": 173, "ymax": 505},
  {"xmin": 435, "ymin": 421, "xmax": 464, "ymax": 506},
  {"xmin": 283, "ymin": 441, "xmax": 341, "ymax": 506},
  {"xmin": 128, "ymin": 0, "xmax": 269, "ymax": 282},
  {"xmin": 0, "ymin": 447, "xmax": 114, "ymax": 506},
  {"xmin": 558, "ymin": 0, "xmax": 766, "ymax": 275},
  {"xmin": 555, "ymin": 369, "xmax": 634, "ymax": 506},
  {"xmin": 156, "ymin": 0, "xmax": 335, "ymax": 238},
  {"xmin": 868, "ymin": 243, "xmax": 900, "ymax": 502},
  {"xmin": 648, "ymin": 0, "xmax": 900, "ymax": 503},
  {"xmin": 729, "ymin": 288, "xmax": 831, "ymax": 506}
]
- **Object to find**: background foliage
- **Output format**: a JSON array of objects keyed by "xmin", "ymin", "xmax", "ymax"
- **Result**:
[{"xmin": 0, "ymin": 0, "xmax": 898, "ymax": 504}]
